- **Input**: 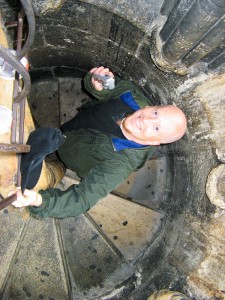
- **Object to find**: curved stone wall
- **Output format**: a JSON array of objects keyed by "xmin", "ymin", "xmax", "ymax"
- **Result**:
[{"xmin": 0, "ymin": 0, "xmax": 224, "ymax": 299}]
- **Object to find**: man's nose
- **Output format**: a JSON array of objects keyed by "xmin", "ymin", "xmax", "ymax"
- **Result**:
[
  {"xmin": 143, "ymin": 117, "xmax": 154, "ymax": 129},
  {"xmin": 143, "ymin": 115, "xmax": 154, "ymax": 123}
]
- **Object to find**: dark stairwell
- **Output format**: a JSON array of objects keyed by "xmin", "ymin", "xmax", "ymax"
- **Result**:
[{"xmin": 0, "ymin": 0, "xmax": 225, "ymax": 299}]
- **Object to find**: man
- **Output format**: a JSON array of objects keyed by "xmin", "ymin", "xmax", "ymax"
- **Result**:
[{"xmin": 11, "ymin": 66, "xmax": 187, "ymax": 218}]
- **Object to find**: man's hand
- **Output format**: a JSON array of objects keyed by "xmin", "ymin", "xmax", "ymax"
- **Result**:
[
  {"xmin": 90, "ymin": 66, "xmax": 114, "ymax": 91},
  {"xmin": 8, "ymin": 188, "xmax": 43, "ymax": 208}
]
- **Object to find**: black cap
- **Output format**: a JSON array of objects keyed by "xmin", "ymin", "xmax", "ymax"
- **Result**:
[{"xmin": 20, "ymin": 127, "xmax": 66, "ymax": 193}]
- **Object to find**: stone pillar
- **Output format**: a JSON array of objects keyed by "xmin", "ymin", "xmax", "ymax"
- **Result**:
[
  {"xmin": 206, "ymin": 164, "xmax": 225, "ymax": 209},
  {"xmin": 148, "ymin": 289, "xmax": 190, "ymax": 300},
  {"xmin": 153, "ymin": 0, "xmax": 225, "ymax": 74}
]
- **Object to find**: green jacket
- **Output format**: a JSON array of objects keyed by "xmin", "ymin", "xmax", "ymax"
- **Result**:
[{"xmin": 28, "ymin": 73, "xmax": 155, "ymax": 218}]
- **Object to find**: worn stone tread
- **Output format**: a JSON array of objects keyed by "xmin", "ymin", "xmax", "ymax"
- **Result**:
[
  {"xmin": 0, "ymin": 208, "xmax": 27, "ymax": 292},
  {"xmin": 59, "ymin": 173, "xmax": 163, "ymax": 262},
  {"xmin": 1, "ymin": 217, "xmax": 69, "ymax": 300},
  {"xmin": 88, "ymin": 194, "xmax": 163, "ymax": 262},
  {"xmin": 59, "ymin": 214, "xmax": 134, "ymax": 299}
]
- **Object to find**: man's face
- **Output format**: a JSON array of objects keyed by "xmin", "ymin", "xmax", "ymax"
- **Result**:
[{"xmin": 122, "ymin": 105, "xmax": 187, "ymax": 145}]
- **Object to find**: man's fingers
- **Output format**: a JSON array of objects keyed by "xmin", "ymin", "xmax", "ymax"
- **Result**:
[
  {"xmin": 108, "ymin": 71, "xmax": 114, "ymax": 78},
  {"xmin": 91, "ymin": 78, "xmax": 103, "ymax": 91},
  {"xmin": 8, "ymin": 190, "xmax": 16, "ymax": 197},
  {"xmin": 99, "ymin": 68, "xmax": 109, "ymax": 75},
  {"xmin": 90, "ymin": 66, "xmax": 114, "ymax": 91},
  {"xmin": 90, "ymin": 67, "xmax": 97, "ymax": 73},
  {"xmin": 90, "ymin": 66, "xmax": 114, "ymax": 77},
  {"xmin": 90, "ymin": 66, "xmax": 104, "ymax": 74},
  {"xmin": 12, "ymin": 200, "xmax": 23, "ymax": 208},
  {"xmin": 9, "ymin": 189, "xmax": 27, "ymax": 207},
  {"xmin": 8, "ymin": 188, "xmax": 42, "ymax": 208},
  {"xmin": 23, "ymin": 189, "xmax": 33, "ymax": 197}
]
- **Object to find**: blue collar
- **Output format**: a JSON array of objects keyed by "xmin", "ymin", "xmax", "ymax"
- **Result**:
[
  {"xmin": 120, "ymin": 91, "xmax": 141, "ymax": 110},
  {"xmin": 112, "ymin": 137, "xmax": 148, "ymax": 151},
  {"xmin": 112, "ymin": 91, "xmax": 148, "ymax": 151}
]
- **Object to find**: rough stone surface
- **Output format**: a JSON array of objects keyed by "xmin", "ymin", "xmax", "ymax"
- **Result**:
[
  {"xmin": 28, "ymin": 79, "xmax": 60, "ymax": 127},
  {"xmin": 88, "ymin": 194, "xmax": 162, "ymax": 262},
  {"xmin": 195, "ymin": 74, "xmax": 225, "ymax": 163},
  {"xmin": 206, "ymin": 164, "xmax": 225, "ymax": 209},
  {"xmin": 187, "ymin": 210, "xmax": 225, "ymax": 299},
  {"xmin": 59, "ymin": 214, "xmax": 134, "ymax": 299},
  {"xmin": 0, "ymin": 0, "xmax": 225, "ymax": 299},
  {"xmin": 33, "ymin": 0, "xmax": 164, "ymax": 33},
  {"xmin": 0, "ymin": 208, "xmax": 26, "ymax": 291},
  {"xmin": 28, "ymin": 76, "xmax": 91, "ymax": 128},
  {"xmin": 148, "ymin": 289, "xmax": 191, "ymax": 300},
  {"xmin": 58, "ymin": 77, "xmax": 91, "ymax": 125},
  {"xmin": 2, "ymin": 218, "xmax": 69, "ymax": 300},
  {"xmin": 115, "ymin": 156, "xmax": 168, "ymax": 210},
  {"xmin": 33, "ymin": 0, "xmax": 64, "ymax": 16}
]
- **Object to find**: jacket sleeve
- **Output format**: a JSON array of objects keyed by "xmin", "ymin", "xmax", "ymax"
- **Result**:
[
  {"xmin": 83, "ymin": 72, "xmax": 152, "ymax": 105},
  {"xmin": 27, "ymin": 159, "xmax": 133, "ymax": 219}
]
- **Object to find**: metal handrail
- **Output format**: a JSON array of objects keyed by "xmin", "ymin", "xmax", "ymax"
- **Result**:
[{"xmin": 0, "ymin": 2, "xmax": 35, "ymax": 210}]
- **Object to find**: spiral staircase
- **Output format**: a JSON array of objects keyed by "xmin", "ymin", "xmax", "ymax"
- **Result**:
[
  {"xmin": 1, "ymin": 0, "xmax": 225, "ymax": 299},
  {"xmin": 0, "ymin": 77, "xmax": 164, "ymax": 300}
]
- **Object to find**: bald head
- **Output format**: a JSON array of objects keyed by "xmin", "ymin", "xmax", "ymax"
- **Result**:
[
  {"xmin": 121, "ymin": 105, "xmax": 187, "ymax": 145},
  {"xmin": 158, "ymin": 105, "xmax": 187, "ymax": 144}
]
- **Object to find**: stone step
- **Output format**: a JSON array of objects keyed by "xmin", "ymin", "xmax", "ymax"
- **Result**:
[
  {"xmin": 28, "ymin": 77, "xmax": 91, "ymax": 128},
  {"xmin": 0, "ymin": 207, "xmax": 27, "ymax": 296},
  {"xmin": 1, "ymin": 217, "xmax": 69, "ymax": 300},
  {"xmin": 0, "ymin": 207, "xmax": 134, "ymax": 299},
  {"xmin": 59, "ymin": 173, "xmax": 163, "ymax": 263},
  {"xmin": 0, "ymin": 169, "xmax": 162, "ymax": 299},
  {"xmin": 59, "ymin": 214, "xmax": 134, "ymax": 299},
  {"xmin": 88, "ymin": 194, "xmax": 162, "ymax": 263},
  {"xmin": 58, "ymin": 77, "xmax": 91, "ymax": 126},
  {"xmin": 28, "ymin": 79, "xmax": 60, "ymax": 128},
  {"xmin": 114, "ymin": 155, "xmax": 168, "ymax": 210}
]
